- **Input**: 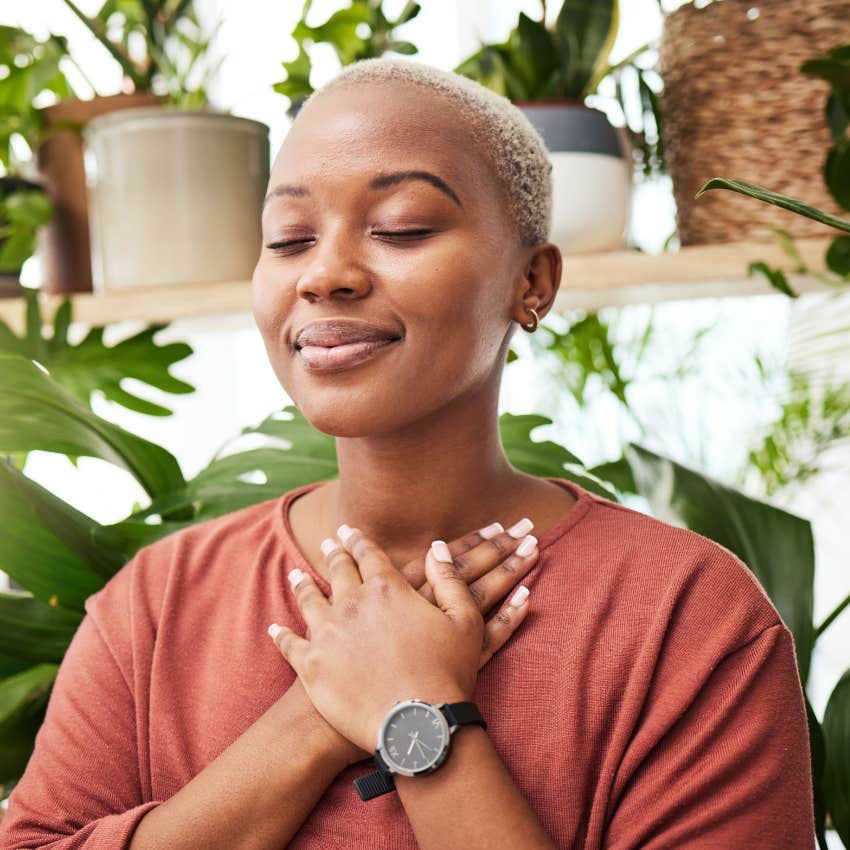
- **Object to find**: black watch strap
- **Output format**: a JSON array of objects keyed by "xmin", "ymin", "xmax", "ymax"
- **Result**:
[
  {"xmin": 353, "ymin": 701, "xmax": 485, "ymax": 802},
  {"xmin": 352, "ymin": 767, "xmax": 396, "ymax": 800},
  {"xmin": 443, "ymin": 701, "xmax": 487, "ymax": 730}
]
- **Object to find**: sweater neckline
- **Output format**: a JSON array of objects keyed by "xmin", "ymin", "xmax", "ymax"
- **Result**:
[{"xmin": 276, "ymin": 476, "xmax": 596, "ymax": 596}]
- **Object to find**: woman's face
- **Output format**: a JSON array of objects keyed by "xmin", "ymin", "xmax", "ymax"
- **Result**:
[{"xmin": 252, "ymin": 82, "xmax": 536, "ymax": 437}]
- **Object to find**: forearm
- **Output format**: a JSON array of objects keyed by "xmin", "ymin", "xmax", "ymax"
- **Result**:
[
  {"xmin": 129, "ymin": 687, "xmax": 351, "ymax": 850},
  {"xmin": 394, "ymin": 726, "xmax": 556, "ymax": 850}
]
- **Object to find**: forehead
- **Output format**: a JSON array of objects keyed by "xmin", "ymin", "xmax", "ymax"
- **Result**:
[{"xmin": 272, "ymin": 82, "xmax": 492, "ymax": 200}]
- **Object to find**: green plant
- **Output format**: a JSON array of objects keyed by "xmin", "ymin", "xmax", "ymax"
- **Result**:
[
  {"xmin": 0, "ymin": 26, "xmax": 78, "ymax": 277},
  {"xmin": 696, "ymin": 44, "xmax": 850, "ymax": 297},
  {"xmin": 59, "ymin": 0, "xmax": 222, "ymax": 107},
  {"xmin": 0, "ymin": 181, "xmax": 51, "ymax": 275},
  {"xmin": 452, "ymin": 1, "xmax": 664, "ymax": 179},
  {"xmin": 273, "ymin": 0, "xmax": 421, "ymax": 118}
]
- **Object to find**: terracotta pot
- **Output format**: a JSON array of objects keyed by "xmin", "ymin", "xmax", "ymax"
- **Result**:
[{"xmin": 35, "ymin": 92, "xmax": 163, "ymax": 294}]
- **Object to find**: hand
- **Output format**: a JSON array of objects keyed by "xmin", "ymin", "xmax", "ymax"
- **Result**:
[{"xmin": 269, "ymin": 525, "xmax": 536, "ymax": 757}]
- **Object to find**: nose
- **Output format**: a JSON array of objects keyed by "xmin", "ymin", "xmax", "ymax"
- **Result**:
[{"xmin": 295, "ymin": 230, "xmax": 372, "ymax": 302}]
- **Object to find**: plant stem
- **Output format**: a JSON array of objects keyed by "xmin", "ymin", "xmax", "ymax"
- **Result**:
[
  {"xmin": 60, "ymin": 0, "xmax": 147, "ymax": 90},
  {"xmin": 815, "ymin": 589, "xmax": 850, "ymax": 638}
]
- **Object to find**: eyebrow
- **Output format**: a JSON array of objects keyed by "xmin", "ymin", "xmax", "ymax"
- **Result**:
[{"xmin": 262, "ymin": 169, "xmax": 463, "ymax": 209}]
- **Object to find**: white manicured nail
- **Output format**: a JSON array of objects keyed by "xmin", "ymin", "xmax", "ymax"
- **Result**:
[
  {"xmin": 509, "ymin": 586, "xmax": 530, "ymax": 607},
  {"xmin": 320, "ymin": 537, "xmax": 339, "ymax": 556},
  {"xmin": 431, "ymin": 540, "xmax": 453, "ymax": 563},
  {"xmin": 479, "ymin": 522, "xmax": 503, "ymax": 539},
  {"xmin": 268, "ymin": 623, "xmax": 282, "ymax": 639},
  {"xmin": 337, "ymin": 524, "xmax": 355, "ymax": 543},
  {"xmin": 507, "ymin": 517, "xmax": 534, "ymax": 538},
  {"xmin": 288, "ymin": 568, "xmax": 305, "ymax": 588},
  {"xmin": 516, "ymin": 534, "xmax": 537, "ymax": 557}
]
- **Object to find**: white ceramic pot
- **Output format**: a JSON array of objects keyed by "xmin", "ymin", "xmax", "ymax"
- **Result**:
[
  {"xmin": 83, "ymin": 107, "xmax": 270, "ymax": 291},
  {"xmin": 517, "ymin": 101, "xmax": 632, "ymax": 253}
]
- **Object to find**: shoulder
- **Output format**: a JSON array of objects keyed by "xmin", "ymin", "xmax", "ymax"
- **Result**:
[
  {"xmin": 571, "ymin": 489, "xmax": 785, "ymax": 653},
  {"xmin": 85, "ymin": 494, "xmax": 285, "ymax": 624}
]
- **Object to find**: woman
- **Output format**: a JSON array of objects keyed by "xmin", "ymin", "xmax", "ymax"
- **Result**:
[{"xmin": 0, "ymin": 59, "xmax": 814, "ymax": 850}]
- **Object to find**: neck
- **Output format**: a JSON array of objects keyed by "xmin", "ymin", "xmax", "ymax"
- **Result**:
[{"xmin": 322, "ymin": 381, "xmax": 529, "ymax": 563}]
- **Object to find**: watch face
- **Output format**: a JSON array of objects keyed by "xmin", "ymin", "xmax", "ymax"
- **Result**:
[{"xmin": 379, "ymin": 700, "xmax": 450, "ymax": 776}]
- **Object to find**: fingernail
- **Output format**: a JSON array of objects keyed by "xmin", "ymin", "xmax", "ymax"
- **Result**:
[
  {"xmin": 268, "ymin": 623, "xmax": 282, "ymax": 639},
  {"xmin": 479, "ymin": 522, "xmax": 503, "ymax": 539},
  {"xmin": 430, "ymin": 540, "xmax": 453, "ymax": 563},
  {"xmin": 320, "ymin": 537, "xmax": 339, "ymax": 556},
  {"xmin": 337, "ymin": 523, "xmax": 355, "ymax": 543},
  {"xmin": 516, "ymin": 534, "xmax": 537, "ymax": 557},
  {"xmin": 507, "ymin": 517, "xmax": 534, "ymax": 538},
  {"xmin": 288, "ymin": 568, "xmax": 305, "ymax": 588},
  {"xmin": 509, "ymin": 586, "xmax": 530, "ymax": 607}
]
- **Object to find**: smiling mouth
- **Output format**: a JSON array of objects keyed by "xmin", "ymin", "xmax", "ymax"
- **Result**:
[{"xmin": 296, "ymin": 338, "xmax": 401, "ymax": 372}]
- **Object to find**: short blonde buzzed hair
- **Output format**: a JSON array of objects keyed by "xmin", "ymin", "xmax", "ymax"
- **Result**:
[{"xmin": 301, "ymin": 57, "xmax": 553, "ymax": 247}]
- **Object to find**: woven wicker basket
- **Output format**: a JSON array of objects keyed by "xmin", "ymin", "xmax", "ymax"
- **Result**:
[{"xmin": 659, "ymin": 0, "xmax": 850, "ymax": 245}]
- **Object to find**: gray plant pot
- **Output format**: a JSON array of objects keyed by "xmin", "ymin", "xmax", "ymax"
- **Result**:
[
  {"xmin": 517, "ymin": 101, "xmax": 633, "ymax": 253},
  {"xmin": 83, "ymin": 107, "xmax": 270, "ymax": 291}
]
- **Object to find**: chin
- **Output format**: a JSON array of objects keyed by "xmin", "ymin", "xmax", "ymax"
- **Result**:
[{"xmin": 294, "ymin": 396, "xmax": 405, "ymax": 439}]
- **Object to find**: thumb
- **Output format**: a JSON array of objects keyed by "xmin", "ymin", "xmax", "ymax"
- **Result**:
[{"xmin": 425, "ymin": 540, "xmax": 476, "ymax": 624}]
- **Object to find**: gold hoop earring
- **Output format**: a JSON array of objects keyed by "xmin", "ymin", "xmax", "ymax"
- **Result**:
[{"xmin": 520, "ymin": 307, "xmax": 539, "ymax": 333}]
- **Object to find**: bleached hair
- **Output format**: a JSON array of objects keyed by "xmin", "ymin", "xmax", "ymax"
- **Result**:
[{"xmin": 301, "ymin": 57, "xmax": 552, "ymax": 247}]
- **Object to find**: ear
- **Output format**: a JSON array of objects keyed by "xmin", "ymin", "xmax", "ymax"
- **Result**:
[{"xmin": 511, "ymin": 242, "xmax": 562, "ymax": 326}]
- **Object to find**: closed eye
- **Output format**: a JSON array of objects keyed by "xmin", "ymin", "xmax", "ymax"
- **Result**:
[{"xmin": 265, "ymin": 229, "xmax": 434, "ymax": 254}]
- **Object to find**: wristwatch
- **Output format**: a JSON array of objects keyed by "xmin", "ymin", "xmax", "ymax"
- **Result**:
[{"xmin": 353, "ymin": 698, "xmax": 487, "ymax": 801}]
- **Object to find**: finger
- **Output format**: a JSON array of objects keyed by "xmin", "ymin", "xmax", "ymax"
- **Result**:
[
  {"xmin": 465, "ymin": 534, "xmax": 538, "ymax": 616},
  {"xmin": 320, "ymin": 536, "xmax": 361, "ymax": 599},
  {"xmin": 267, "ymin": 622, "xmax": 308, "ymax": 675},
  {"xmin": 335, "ymin": 524, "xmax": 398, "ymax": 582},
  {"xmin": 424, "ymin": 540, "xmax": 481, "ymax": 628},
  {"xmin": 288, "ymin": 567, "xmax": 330, "ymax": 628},
  {"xmin": 417, "ymin": 524, "xmax": 537, "ymax": 610},
  {"xmin": 479, "ymin": 585, "xmax": 531, "ymax": 668},
  {"xmin": 408, "ymin": 522, "xmax": 504, "ymax": 590}
]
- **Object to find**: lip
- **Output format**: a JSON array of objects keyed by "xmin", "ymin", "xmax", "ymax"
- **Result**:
[
  {"xmin": 294, "ymin": 318, "xmax": 402, "ymax": 349},
  {"xmin": 297, "ymin": 337, "xmax": 401, "ymax": 373}
]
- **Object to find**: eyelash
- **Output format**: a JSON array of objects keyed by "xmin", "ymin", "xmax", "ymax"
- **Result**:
[{"xmin": 266, "ymin": 229, "xmax": 434, "ymax": 253}]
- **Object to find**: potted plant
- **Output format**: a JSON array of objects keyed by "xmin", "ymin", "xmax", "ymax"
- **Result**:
[
  {"xmin": 454, "ymin": 1, "xmax": 642, "ymax": 253},
  {"xmin": 47, "ymin": 0, "xmax": 270, "ymax": 294},
  {"xmin": 0, "ymin": 26, "xmax": 75, "ymax": 296},
  {"xmin": 273, "ymin": 0, "xmax": 422, "ymax": 119},
  {"xmin": 657, "ymin": 0, "xmax": 850, "ymax": 246}
]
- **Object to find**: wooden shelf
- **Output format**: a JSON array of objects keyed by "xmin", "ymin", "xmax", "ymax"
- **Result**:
[{"xmin": 0, "ymin": 238, "xmax": 837, "ymax": 335}]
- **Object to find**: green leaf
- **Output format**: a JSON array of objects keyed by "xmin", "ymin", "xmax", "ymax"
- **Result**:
[
  {"xmin": 823, "ymin": 667, "xmax": 850, "ymax": 846},
  {"xmin": 824, "ymin": 139, "xmax": 850, "ymax": 212},
  {"xmin": 0, "ymin": 593, "xmax": 82, "ymax": 664},
  {"xmin": 748, "ymin": 260, "xmax": 798, "ymax": 298},
  {"xmin": 588, "ymin": 456, "xmax": 636, "ymax": 494},
  {"xmin": 825, "ymin": 89, "xmax": 850, "ymax": 145},
  {"xmin": 800, "ymin": 45, "xmax": 850, "ymax": 91},
  {"xmin": 827, "ymin": 234, "xmax": 850, "ymax": 277},
  {"xmin": 0, "ymin": 354, "xmax": 186, "ymax": 499},
  {"xmin": 48, "ymin": 323, "xmax": 195, "ymax": 416},
  {"xmin": 806, "ymin": 695, "xmax": 829, "ymax": 848},
  {"xmin": 623, "ymin": 443, "xmax": 816, "ymax": 685},
  {"xmin": 555, "ymin": 0, "xmax": 619, "ymax": 97},
  {"xmin": 0, "ymin": 458, "xmax": 109, "ymax": 608},
  {"xmin": 499, "ymin": 412, "xmax": 619, "ymax": 499},
  {"xmin": 0, "ymin": 663, "xmax": 55, "ymax": 784},
  {"xmin": 696, "ymin": 177, "xmax": 850, "ymax": 234},
  {"xmin": 510, "ymin": 13, "xmax": 560, "ymax": 98}
]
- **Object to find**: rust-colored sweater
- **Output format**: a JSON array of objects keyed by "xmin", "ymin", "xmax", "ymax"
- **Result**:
[{"xmin": 0, "ymin": 478, "xmax": 815, "ymax": 849}]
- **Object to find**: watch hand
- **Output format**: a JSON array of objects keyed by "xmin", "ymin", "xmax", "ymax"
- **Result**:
[
  {"xmin": 407, "ymin": 736, "xmax": 417, "ymax": 755},
  {"xmin": 416, "ymin": 739, "xmax": 437, "ymax": 753}
]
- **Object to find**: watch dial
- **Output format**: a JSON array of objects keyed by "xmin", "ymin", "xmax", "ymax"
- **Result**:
[{"xmin": 384, "ymin": 703, "xmax": 447, "ymax": 772}]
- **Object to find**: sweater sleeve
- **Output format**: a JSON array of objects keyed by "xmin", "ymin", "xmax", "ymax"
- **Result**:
[
  {"xmin": 0, "ymin": 559, "xmax": 164, "ymax": 849},
  {"xmin": 603, "ymin": 622, "xmax": 815, "ymax": 849}
]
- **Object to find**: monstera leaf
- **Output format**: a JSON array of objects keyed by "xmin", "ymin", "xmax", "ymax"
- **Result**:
[
  {"xmin": 0, "ymin": 354, "xmax": 186, "ymax": 499},
  {"xmin": 0, "ymin": 290, "xmax": 195, "ymax": 417}
]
